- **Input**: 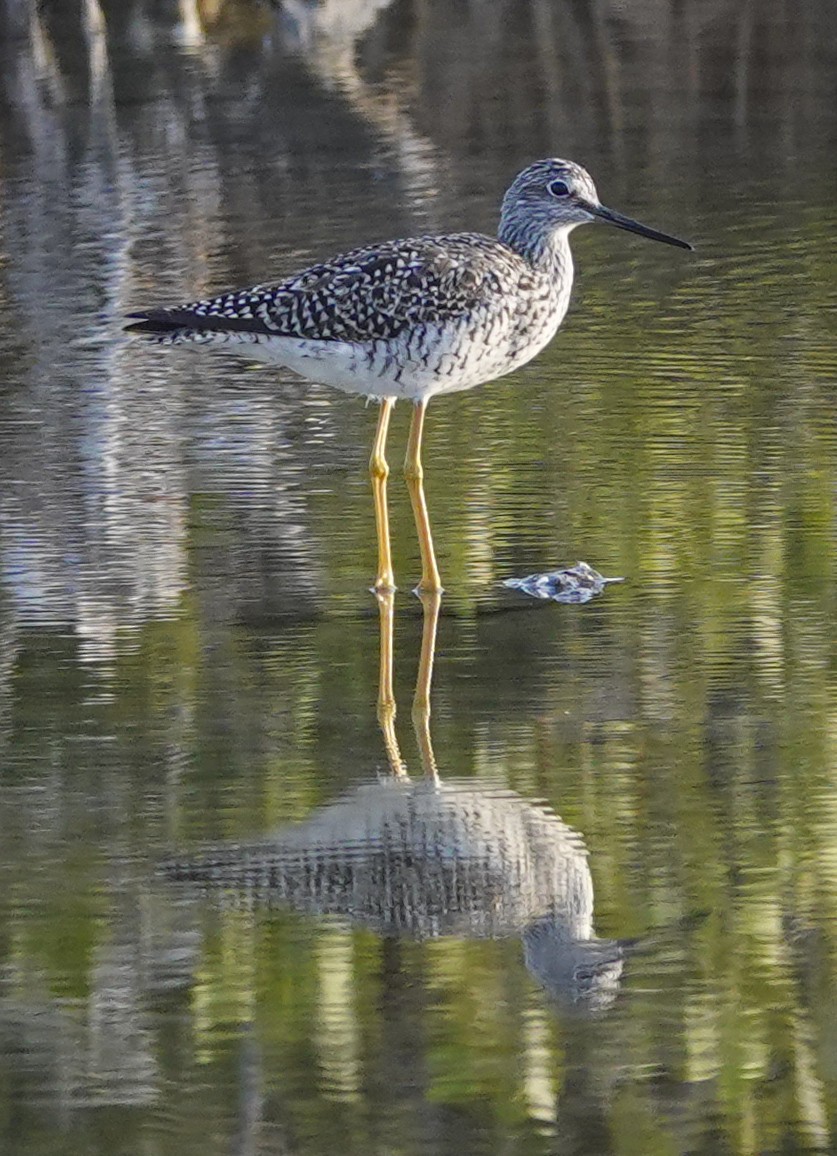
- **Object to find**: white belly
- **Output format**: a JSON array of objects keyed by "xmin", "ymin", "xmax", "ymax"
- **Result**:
[{"xmin": 220, "ymin": 307, "xmax": 566, "ymax": 402}]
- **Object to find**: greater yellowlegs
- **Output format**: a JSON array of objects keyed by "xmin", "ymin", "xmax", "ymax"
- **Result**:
[{"xmin": 126, "ymin": 158, "xmax": 692, "ymax": 593}]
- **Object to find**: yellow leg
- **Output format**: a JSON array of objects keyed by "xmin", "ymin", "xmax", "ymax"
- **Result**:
[
  {"xmin": 370, "ymin": 398, "xmax": 396, "ymax": 591},
  {"xmin": 412, "ymin": 588, "xmax": 441, "ymax": 781},
  {"xmin": 375, "ymin": 586, "xmax": 407, "ymax": 777},
  {"xmin": 404, "ymin": 399, "xmax": 442, "ymax": 593}
]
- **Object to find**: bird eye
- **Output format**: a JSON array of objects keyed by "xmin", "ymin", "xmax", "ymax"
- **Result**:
[{"xmin": 548, "ymin": 179, "xmax": 570, "ymax": 197}]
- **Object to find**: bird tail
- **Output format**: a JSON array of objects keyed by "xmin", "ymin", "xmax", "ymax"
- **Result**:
[
  {"xmin": 124, "ymin": 308, "xmax": 230, "ymax": 345},
  {"xmin": 124, "ymin": 311, "xmax": 185, "ymax": 335},
  {"xmin": 124, "ymin": 308, "xmax": 200, "ymax": 345},
  {"xmin": 125, "ymin": 295, "xmax": 275, "ymax": 339}
]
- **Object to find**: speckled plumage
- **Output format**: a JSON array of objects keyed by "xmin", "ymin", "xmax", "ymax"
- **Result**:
[
  {"xmin": 126, "ymin": 234, "xmax": 573, "ymax": 400},
  {"xmin": 127, "ymin": 158, "xmax": 690, "ymax": 403},
  {"xmin": 145, "ymin": 235, "xmax": 535, "ymax": 343},
  {"xmin": 125, "ymin": 160, "xmax": 601, "ymax": 401}
]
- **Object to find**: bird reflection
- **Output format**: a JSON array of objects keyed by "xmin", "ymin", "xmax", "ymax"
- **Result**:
[{"xmin": 165, "ymin": 592, "xmax": 623, "ymax": 1010}]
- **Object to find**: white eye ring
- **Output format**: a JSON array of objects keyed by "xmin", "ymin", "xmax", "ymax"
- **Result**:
[{"xmin": 548, "ymin": 179, "xmax": 570, "ymax": 197}]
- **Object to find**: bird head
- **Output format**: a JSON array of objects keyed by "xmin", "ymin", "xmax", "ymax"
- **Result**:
[{"xmin": 500, "ymin": 158, "xmax": 693, "ymax": 253}]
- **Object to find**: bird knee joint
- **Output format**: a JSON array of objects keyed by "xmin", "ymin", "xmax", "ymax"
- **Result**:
[{"xmin": 370, "ymin": 456, "xmax": 389, "ymax": 481}]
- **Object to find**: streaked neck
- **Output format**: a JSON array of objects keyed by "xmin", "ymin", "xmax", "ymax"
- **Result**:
[{"xmin": 499, "ymin": 218, "xmax": 576, "ymax": 277}]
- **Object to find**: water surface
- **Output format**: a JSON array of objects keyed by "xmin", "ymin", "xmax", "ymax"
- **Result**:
[{"xmin": 1, "ymin": 2, "xmax": 836, "ymax": 1153}]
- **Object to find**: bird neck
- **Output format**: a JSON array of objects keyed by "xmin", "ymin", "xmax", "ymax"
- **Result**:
[{"xmin": 498, "ymin": 218, "xmax": 575, "ymax": 278}]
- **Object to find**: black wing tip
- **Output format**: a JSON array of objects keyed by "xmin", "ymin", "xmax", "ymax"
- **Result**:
[
  {"xmin": 125, "ymin": 311, "xmax": 163, "ymax": 332},
  {"xmin": 124, "ymin": 307, "xmax": 270, "ymax": 336},
  {"xmin": 124, "ymin": 310, "xmax": 189, "ymax": 335}
]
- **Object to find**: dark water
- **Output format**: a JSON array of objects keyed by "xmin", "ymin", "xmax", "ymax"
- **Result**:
[{"xmin": 1, "ymin": 1, "xmax": 837, "ymax": 1153}]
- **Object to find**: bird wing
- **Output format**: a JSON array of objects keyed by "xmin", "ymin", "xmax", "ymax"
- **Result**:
[{"xmin": 126, "ymin": 234, "xmax": 521, "ymax": 342}]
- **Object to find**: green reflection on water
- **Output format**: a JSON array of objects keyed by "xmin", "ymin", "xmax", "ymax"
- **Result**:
[
  {"xmin": 2, "ymin": 493, "xmax": 837, "ymax": 1154},
  {"xmin": 1, "ymin": 0, "xmax": 837, "ymax": 1153},
  {"xmin": 3, "ymin": 267, "xmax": 837, "ymax": 1152}
]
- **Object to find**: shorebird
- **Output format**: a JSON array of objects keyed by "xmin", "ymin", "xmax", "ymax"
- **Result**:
[{"xmin": 126, "ymin": 158, "xmax": 692, "ymax": 593}]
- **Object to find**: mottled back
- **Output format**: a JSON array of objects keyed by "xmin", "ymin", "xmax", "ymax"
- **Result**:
[{"xmin": 126, "ymin": 233, "xmax": 535, "ymax": 343}]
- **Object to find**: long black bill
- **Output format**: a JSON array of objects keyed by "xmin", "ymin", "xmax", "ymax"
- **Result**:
[{"xmin": 589, "ymin": 202, "xmax": 693, "ymax": 250}]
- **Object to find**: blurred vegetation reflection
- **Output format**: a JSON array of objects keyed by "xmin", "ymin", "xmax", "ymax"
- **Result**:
[{"xmin": 0, "ymin": 0, "xmax": 836, "ymax": 1154}]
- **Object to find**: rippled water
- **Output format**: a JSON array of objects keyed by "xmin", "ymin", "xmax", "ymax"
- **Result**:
[{"xmin": 1, "ymin": 1, "xmax": 837, "ymax": 1153}]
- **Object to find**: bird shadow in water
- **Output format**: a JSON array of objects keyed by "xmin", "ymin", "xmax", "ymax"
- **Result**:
[{"xmin": 164, "ymin": 589, "xmax": 632, "ymax": 1012}]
